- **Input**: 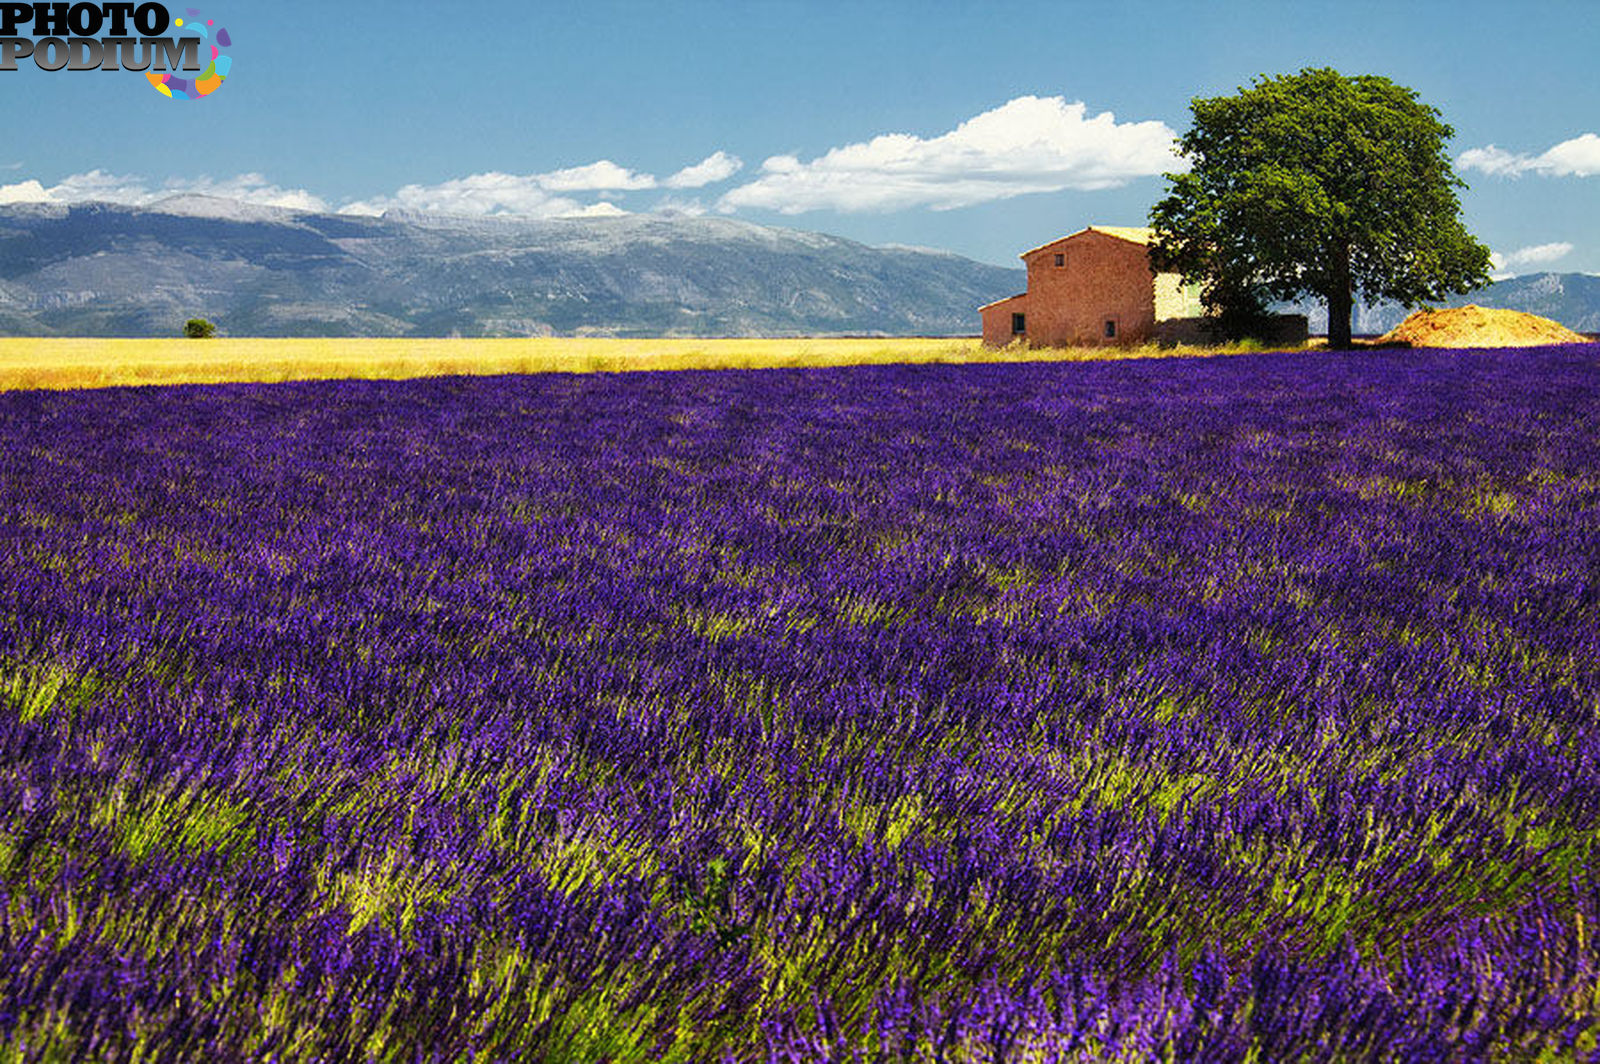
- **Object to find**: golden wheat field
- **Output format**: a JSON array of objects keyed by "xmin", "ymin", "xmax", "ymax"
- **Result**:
[{"xmin": 0, "ymin": 336, "xmax": 1291, "ymax": 392}]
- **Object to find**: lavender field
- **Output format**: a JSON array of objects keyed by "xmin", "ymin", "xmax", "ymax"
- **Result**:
[{"xmin": 2, "ymin": 346, "xmax": 1598, "ymax": 1061}]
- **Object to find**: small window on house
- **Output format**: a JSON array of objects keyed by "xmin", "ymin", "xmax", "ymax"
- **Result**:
[
  {"xmin": 1054, "ymin": 253, "xmax": 1064, "ymax": 267},
  {"xmin": 1104, "ymin": 319, "xmax": 1117, "ymax": 339},
  {"xmin": 1012, "ymin": 312, "xmax": 1026, "ymax": 335}
]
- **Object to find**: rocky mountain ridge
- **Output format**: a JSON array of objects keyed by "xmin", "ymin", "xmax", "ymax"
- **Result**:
[{"xmin": 0, "ymin": 198, "xmax": 1023, "ymax": 338}]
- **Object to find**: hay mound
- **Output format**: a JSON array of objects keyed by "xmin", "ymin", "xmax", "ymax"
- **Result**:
[{"xmin": 1379, "ymin": 305, "xmax": 1589, "ymax": 348}]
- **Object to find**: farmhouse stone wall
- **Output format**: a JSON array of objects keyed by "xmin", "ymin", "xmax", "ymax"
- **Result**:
[
  {"xmin": 1153, "ymin": 313, "xmax": 1310, "ymax": 347},
  {"xmin": 1154, "ymin": 272, "xmax": 1206, "ymax": 322},
  {"xmin": 1019, "ymin": 230, "xmax": 1156, "ymax": 346},
  {"xmin": 980, "ymin": 293, "xmax": 1029, "ymax": 347}
]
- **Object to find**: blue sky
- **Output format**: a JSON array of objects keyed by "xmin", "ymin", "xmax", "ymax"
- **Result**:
[{"xmin": 3, "ymin": 0, "xmax": 1598, "ymax": 275}]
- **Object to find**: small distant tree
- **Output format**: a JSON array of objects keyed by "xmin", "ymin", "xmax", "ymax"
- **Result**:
[
  {"xmin": 183, "ymin": 318, "xmax": 216, "ymax": 339},
  {"xmin": 1150, "ymin": 68, "xmax": 1491, "ymax": 349}
]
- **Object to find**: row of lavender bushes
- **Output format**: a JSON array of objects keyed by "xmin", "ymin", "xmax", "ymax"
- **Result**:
[{"xmin": 1, "ymin": 347, "xmax": 1597, "ymax": 1060}]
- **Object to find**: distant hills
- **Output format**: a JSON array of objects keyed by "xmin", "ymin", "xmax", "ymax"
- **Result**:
[
  {"xmin": 2, "ymin": 198, "xmax": 1596, "ymax": 339},
  {"xmin": 1290, "ymin": 273, "xmax": 1600, "ymax": 337},
  {"xmin": 0, "ymin": 198, "xmax": 1023, "ymax": 338}
]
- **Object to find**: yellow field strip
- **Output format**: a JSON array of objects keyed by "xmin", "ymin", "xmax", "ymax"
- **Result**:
[{"xmin": 0, "ymin": 336, "xmax": 1275, "ymax": 392}]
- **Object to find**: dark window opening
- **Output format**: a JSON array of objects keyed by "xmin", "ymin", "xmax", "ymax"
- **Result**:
[
  {"xmin": 1053, "ymin": 253, "xmax": 1064, "ymax": 266},
  {"xmin": 1012, "ymin": 312, "xmax": 1026, "ymax": 335},
  {"xmin": 1104, "ymin": 319, "xmax": 1117, "ymax": 339}
]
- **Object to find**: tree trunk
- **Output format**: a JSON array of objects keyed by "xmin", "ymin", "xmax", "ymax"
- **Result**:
[{"xmin": 1326, "ymin": 242, "xmax": 1354, "ymax": 350}]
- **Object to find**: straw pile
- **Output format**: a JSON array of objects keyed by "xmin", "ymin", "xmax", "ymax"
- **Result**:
[{"xmin": 1378, "ymin": 305, "xmax": 1589, "ymax": 348}]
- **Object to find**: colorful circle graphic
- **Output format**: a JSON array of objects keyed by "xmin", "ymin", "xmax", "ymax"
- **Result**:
[{"xmin": 146, "ymin": 8, "xmax": 232, "ymax": 101}]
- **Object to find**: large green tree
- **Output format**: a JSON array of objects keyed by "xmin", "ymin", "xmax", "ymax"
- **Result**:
[{"xmin": 1149, "ymin": 68, "xmax": 1491, "ymax": 349}]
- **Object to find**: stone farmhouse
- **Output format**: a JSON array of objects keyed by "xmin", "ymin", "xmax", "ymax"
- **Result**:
[{"xmin": 979, "ymin": 225, "xmax": 1306, "ymax": 348}]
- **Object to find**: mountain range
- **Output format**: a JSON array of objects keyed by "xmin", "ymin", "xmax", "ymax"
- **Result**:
[
  {"xmin": 2, "ymin": 197, "xmax": 1597, "ymax": 338},
  {"xmin": 0, "ymin": 198, "xmax": 1022, "ymax": 338},
  {"xmin": 1290, "ymin": 272, "xmax": 1600, "ymax": 337}
]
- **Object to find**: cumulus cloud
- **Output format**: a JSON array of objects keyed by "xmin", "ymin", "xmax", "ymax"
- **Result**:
[
  {"xmin": 339, "ymin": 159, "xmax": 677, "ymax": 217},
  {"xmin": 339, "ymin": 172, "xmax": 584, "ymax": 218},
  {"xmin": 0, "ymin": 157, "xmax": 685, "ymax": 220},
  {"xmin": 536, "ymin": 160, "xmax": 657, "ymax": 192},
  {"xmin": 1458, "ymin": 133, "xmax": 1600, "ymax": 178},
  {"xmin": 1488, "ymin": 241, "xmax": 1574, "ymax": 279},
  {"xmin": 338, "ymin": 170, "xmax": 652, "ymax": 218},
  {"xmin": 330, "ymin": 201, "xmax": 380, "ymax": 217},
  {"xmin": 664, "ymin": 151, "xmax": 743, "ymax": 189},
  {"xmin": 1459, "ymin": 146, "xmax": 1532, "ymax": 177},
  {"xmin": 0, "ymin": 178, "xmax": 47, "ymax": 204},
  {"xmin": 564, "ymin": 201, "xmax": 629, "ymax": 217},
  {"xmin": 0, "ymin": 169, "xmax": 330, "ymax": 211},
  {"xmin": 176, "ymin": 173, "xmax": 330, "ymax": 211},
  {"xmin": 0, "ymin": 121, "xmax": 1183, "ymax": 222},
  {"xmin": 717, "ymin": 96, "xmax": 1181, "ymax": 214}
]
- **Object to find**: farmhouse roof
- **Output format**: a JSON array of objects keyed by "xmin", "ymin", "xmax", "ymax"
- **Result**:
[
  {"xmin": 1019, "ymin": 226, "xmax": 1155, "ymax": 259},
  {"xmin": 977, "ymin": 292, "xmax": 1028, "ymax": 312}
]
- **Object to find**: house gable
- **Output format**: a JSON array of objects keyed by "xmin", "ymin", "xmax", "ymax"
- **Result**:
[
  {"xmin": 1011, "ymin": 227, "xmax": 1159, "ymax": 346},
  {"xmin": 1019, "ymin": 225, "xmax": 1155, "ymax": 262}
]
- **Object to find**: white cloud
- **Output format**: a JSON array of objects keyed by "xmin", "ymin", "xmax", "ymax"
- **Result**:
[
  {"xmin": 0, "ymin": 118, "xmax": 1183, "ymax": 223},
  {"xmin": 651, "ymin": 198, "xmax": 708, "ymax": 217},
  {"xmin": 717, "ymin": 95, "xmax": 1181, "ymax": 214},
  {"xmin": 1458, "ymin": 133, "xmax": 1600, "ymax": 178},
  {"xmin": 0, "ymin": 169, "xmax": 329, "ymax": 211},
  {"xmin": 536, "ymin": 160, "xmax": 656, "ymax": 192},
  {"xmin": 1541, "ymin": 135, "xmax": 1600, "ymax": 176},
  {"xmin": 337, "ymin": 160, "xmax": 666, "ymax": 217},
  {"xmin": 0, "ymin": 178, "xmax": 48, "ymax": 204},
  {"xmin": 339, "ymin": 171, "xmax": 583, "ymax": 217},
  {"xmin": 167, "ymin": 173, "xmax": 330, "ymax": 211},
  {"xmin": 564, "ymin": 201, "xmax": 629, "ymax": 217},
  {"xmin": 1501, "ymin": 241, "xmax": 1574, "ymax": 268},
  {"xmin": 333, "ymin": 200, "xmax": 386, "ymax": 217},
  {"xmin": 48, "ymin": 169, "xmax": 154, "ymax": 203},
  {"xmin": 664, "ymin": 151, "xmax": 743, "ymax": 189},
  {"xmin": 1488, "ymin": 241, "xmax": 1574, "ymax": 279},
  {"xmin": 1458, "ymin": 145, "xmax": 1529, "ymax": 177}
]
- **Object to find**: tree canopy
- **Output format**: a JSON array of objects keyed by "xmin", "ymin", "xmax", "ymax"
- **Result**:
[{"xmin": 1149, "ymin": 68, "xmax": 1491, "ymax": 349}]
